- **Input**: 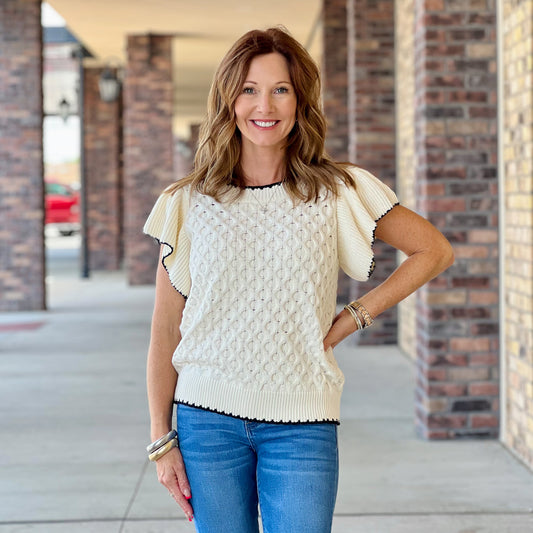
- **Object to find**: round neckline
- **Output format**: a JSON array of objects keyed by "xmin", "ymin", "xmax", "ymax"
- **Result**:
[{"xmin": 242, "ymin": 180, "xmax": 284, "ymax": 190}]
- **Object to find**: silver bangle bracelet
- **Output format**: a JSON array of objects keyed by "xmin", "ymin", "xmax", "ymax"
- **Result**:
[
  {"xmin": 148, "ymin": 438, "xmax": 178, "ymax": 462},
  {"xmin": 146, "ymin": 429, "xmax": 177, "ymax": 454}
]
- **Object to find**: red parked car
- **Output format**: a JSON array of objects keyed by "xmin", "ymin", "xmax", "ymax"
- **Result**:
[{"xmin": 45, "ymin": 181, "xmax": 80, "ymax": 236}]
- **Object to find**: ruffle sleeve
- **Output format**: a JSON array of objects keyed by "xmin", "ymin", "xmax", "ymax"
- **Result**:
[
  {"xmin": 337, "ymin": 166, "xmax": 399, "ymax": 281},
  {"xmin": 143, "ymin": 186, "xmax": 191, "ymax": 298}
]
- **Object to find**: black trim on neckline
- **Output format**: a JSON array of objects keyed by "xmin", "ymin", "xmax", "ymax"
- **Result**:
[{"xmin": 243, "ymin": 181, "xmax": 284, "ymax": 190}]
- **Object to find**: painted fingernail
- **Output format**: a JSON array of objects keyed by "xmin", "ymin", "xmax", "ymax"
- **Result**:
[{"xmin": 188, "ymin": 515, "xmax": 194, "ymax": 522}]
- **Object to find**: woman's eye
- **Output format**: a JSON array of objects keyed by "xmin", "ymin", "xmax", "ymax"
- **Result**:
[
  {"xmin": 243, "ymin": 87, "xmax": 255, "ymax": 94},
  {"xmin": 274, "ymin": 87, "xmax": 289, "ymax": 94}
]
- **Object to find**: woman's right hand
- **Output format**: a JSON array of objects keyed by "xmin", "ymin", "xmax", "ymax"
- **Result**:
[{"xmin": 155, "ymin": 446, "xmax": 194, "ymax": 522}]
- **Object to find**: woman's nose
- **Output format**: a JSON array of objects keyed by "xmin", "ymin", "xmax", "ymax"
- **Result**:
[{"xmin": 256, "ymin": 93, "xmax": 274, "ymax": 113}]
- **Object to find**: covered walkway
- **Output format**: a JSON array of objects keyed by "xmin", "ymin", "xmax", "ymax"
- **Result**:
[
  {"xmin": 2, "ymin": 0, "xmax": 532, "ymax": 454},
  {"xmin": 0, "ymin": 247, "xmax": 531, "ymax": 532}
]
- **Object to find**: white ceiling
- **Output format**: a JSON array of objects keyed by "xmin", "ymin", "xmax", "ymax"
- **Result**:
[{"xmin": 48, "ymin": 0, "xmax": 323, "ymax": 137}]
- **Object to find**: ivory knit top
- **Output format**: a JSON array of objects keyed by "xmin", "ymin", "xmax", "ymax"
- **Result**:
[{"xmin": 143, "ymin": 166, "xmax": 398, "ymax": 424}]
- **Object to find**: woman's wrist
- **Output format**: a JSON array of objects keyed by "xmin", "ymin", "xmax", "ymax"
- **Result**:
[
  {"xmin": 151, "ymin": 430, "xmax": 172, "ymax": 443},
  {"xmin": 150, "ymin": 420, "xmax": 173, "ymax": 442}
]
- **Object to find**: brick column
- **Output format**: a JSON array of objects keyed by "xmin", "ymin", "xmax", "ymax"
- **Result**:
[
  {"xmin": 123, "ymin": 35, "xmax": 174, "ymax": 285},
  {"xmin": 323, "ymin": 0, "xmax": 353, "ymax": 303},
  {"xmin": 349, "ymin": 0, "xmax": 398, "ymax": 344},
  {"xmin": 84, "ymin": 67, "xmax": 123, "ymax": 271},
  {"xmin": 0, "ymin": 0, "xmax": 45, "ymax": 311},
  {"xmin": 501, "ymin": 0, "xmax": 533, "ymax": 468},
  {"xmin": 413, "ymin": 0, "xmax": 499, "ymax": 439},
  {"xmin": 323, "ymin": 0, "xmax": 349, "ymax": 163}
]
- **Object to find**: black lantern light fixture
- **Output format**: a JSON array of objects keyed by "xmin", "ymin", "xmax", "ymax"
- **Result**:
[
  {"xmin": 59, "ymin": 97, "xmax": 70, "ymax": 123},
  {"xmin": 98, "ymin": 62, "xmax": 122, "ymax": 102}
]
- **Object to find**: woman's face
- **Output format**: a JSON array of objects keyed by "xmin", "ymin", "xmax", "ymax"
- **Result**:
[{"xmin": 234, "ymin": 53, "xmax": 297, "ymax": 152}]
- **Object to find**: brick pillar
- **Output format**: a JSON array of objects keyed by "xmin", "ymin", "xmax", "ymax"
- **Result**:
[
  {"xmin": 323, "ymin": 0, "xmax": 353, "ymax": 303},
  {"xmin": 123, "ymin": 35, "xmax": 174, "ymax": 285},
  {"xmin": 84, "ymin": 67, "xmax": 123, "ymax": 271},
  {"xmin": 501, "ymin": 0, "xmax": 533, "ymax": 468},
  {"xmin": 349, "ymin": 0, "xmax": 398, "ymax": 344},
  {"xmin": 323, "ymin": 0, "xmax": 349, "ymax": 163},
  {"xmin": 413, "ymin": 0, "xmax": 499, "ymax": 439},
  {"xmin": 0, "ymin": 0, "xmax": 45, "ymax": 311}
]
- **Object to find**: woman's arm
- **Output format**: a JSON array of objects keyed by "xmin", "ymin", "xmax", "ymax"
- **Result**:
[
  {"xmin": 324, "ymin": 205, "xmax": 454, "ymax": 349},
  {"xmin": 147, "ymin": 246, "xmax": 193, "ymax": 521},
  {"xmin": 147, "ymin": 248, "xmax": 184, "ymax": 440}
]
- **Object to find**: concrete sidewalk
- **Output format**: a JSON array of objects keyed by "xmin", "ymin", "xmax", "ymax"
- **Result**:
[{"xmin": 1, "ymin": 267, "xmax": 532, "ymax": 533}]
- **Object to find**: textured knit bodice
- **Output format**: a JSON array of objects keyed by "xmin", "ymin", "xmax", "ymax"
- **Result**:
[{"xmin": 144, "ymin": 166, "xmax": 398, "ymax": 423}]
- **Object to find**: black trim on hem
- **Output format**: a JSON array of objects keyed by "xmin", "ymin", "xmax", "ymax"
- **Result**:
[
  {"xmin": 174, "ymin": 400, "xmax": 340, "ymax": 426},
  {"xmin": 368, "ymin": 202, "xmax": 400, "ymax": 279}
]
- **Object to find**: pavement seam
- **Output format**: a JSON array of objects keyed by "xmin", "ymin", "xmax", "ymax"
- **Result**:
[{"xmin": 118, "ymin": 458, "xmax": 150, "ymax": 533}]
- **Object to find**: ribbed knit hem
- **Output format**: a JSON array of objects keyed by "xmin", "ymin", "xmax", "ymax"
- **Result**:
[
  {"xmin": 174, "ymin": 402, "xmax": 340, "ymax": 425},
  {"xmin": 174, "ymin": 369, "xmax": 342, "ymax": 424}
]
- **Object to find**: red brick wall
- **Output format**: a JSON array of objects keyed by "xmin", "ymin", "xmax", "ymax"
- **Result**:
[
  {"xmin": 349, "ymin": 0, "xmax": 398, "ymax": 345},
  {"xmin": 0, "ymin": 0, "xmax": 45, "ymax": 311},
  {"xmin": 323, "ymin": 0, "xmax": 398, "ymax": 339},
  {"xmin": 412, "ymin": 0, "xmax": 499, "ymax": 438},
  {"xmin": 323, "ymin": 0, "xmax": 349, "ymax": 163},
  {"xmin": 323, "ymin": 0, "xmax": 353, "ymax": 303},
  {"xmin": 84, "ymin": 67, "xmax": 123, "ymax": 271},
  {"xmin": 123, "ymin": 35, "xmax": 174, "ymax": 285}
]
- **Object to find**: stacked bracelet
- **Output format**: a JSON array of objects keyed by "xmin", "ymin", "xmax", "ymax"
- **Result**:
[
  {"xmin": 148, "ymin": 438, "xmax": 178, "ymax": 461},
  {"xmin": 344, "ymin": 300, "xmax": 374, "ymax": 330},
  {"xmin": 147, "ymin": 429, "xmax": 178, "ymax": 461},
  {"xmin": 344, "ymin": 303, "xmax": 363, "ymax": 330}
]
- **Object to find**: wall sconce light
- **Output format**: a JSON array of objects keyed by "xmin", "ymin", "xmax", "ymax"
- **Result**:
[
  {"xmin": 59, "ymin": 97, "xmax": 70, "ymax": 123},
  {"xmin": 98, "ymin": 65, "xmax": 122, "ymax": 102}
]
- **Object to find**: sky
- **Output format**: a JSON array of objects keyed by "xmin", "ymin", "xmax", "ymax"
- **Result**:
[{"xmin": 41, "ymin": 3, "xmax": 66, "ymax": 27}]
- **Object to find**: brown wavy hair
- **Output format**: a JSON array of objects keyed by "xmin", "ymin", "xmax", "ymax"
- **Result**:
[{"xmin": 167, "ymin": 26, "xmax": 355, "ymax": 202}]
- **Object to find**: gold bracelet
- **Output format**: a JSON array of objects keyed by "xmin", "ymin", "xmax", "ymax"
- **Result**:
[
  {"xmin": 354, "ymin": 307, "xmax": 366, "ymax": 328},
  {"xmin": 350, "ymin": 300, "xmax": 374, "ymax": 328},
  {"xmin": 344, "ymin": 303, "xmax": 363, "ymax": 330},
  {"xmin": 148, "ymin": 438, "xmax": 178, "ymax": 461}
]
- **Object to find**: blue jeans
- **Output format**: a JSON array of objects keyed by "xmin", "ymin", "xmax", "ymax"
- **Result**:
[{"xmin": 176, "ymin": 404, "xmax": 339, "ymax": 533}]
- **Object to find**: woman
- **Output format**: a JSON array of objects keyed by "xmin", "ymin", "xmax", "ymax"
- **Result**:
[{"xmin": 143, "ymin": 27, "xmax": 453, "ymax": 533}]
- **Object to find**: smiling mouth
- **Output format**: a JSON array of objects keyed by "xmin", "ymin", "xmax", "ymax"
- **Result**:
[{"xmin": 252, "ymin": 120, "xmax": 279, "ymax": 128}]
